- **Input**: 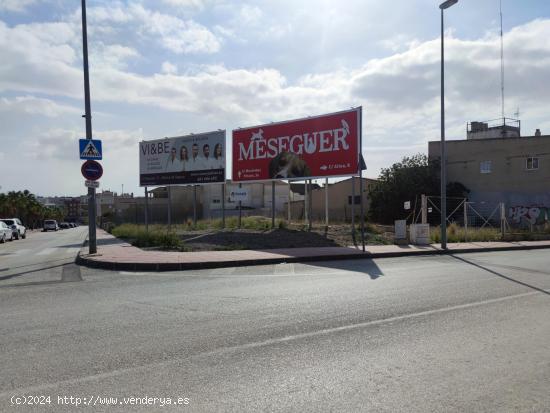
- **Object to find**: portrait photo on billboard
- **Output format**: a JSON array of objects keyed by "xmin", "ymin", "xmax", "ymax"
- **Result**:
[
  {"xmin": 232, "ymin": 108, "xmax": 361, "ymax": 182},
  {"xmin": 139, "ymin": 130, "xmax": 226, "ymax": 186}
]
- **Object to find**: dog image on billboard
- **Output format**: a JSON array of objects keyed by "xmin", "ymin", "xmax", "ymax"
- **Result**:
[{"xmin": 269, "ymin": 152, "xmax": 312, "ymax": 179}]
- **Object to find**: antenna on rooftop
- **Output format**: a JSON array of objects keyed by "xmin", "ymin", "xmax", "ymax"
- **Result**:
[{"xmin": 500, "ymin": 0, "xmax": 505, "ymax": 120}]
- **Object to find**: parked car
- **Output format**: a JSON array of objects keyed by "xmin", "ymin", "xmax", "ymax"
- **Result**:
[
  {"xmin": 59, "ymin": 222, "xmax": 71, "ymax": 229},
  {"xmin": 0, "ymin": 221, "xmax": 14, "ymax": 243},
  {"xmin": 43, "ymin": 220, "xmax": 59, "ymax": 232},
  {"xmin": 69, "ymin": 223, "xmax": 76, "ymax": 228},
  {"xmin": 0, "ymin": 218, "xmax": 26, "ymax": 240}
]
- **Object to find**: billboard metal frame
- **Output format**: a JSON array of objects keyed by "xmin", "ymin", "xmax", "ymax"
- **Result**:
[
  {"xmin": 139, "ymin": 129, "xmax": 227, "ymax": 187},
  {"xmin": 232, "ymin": 107, "xmax": 362, "ymax": 183}
]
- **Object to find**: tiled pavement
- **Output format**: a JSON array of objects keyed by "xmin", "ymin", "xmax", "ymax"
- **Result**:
[{"xmin": 75, "ymin": 229, "xmax": 550, "ymax": 271}]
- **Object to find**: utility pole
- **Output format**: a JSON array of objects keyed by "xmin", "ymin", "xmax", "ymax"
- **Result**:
[{"xmin": 81, "ymin": 0, "xmax": 97, "ymax": 254}]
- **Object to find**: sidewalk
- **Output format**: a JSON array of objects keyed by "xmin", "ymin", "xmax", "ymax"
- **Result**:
[{"xmin": 75, "ymin": 229, "xmax": 550, "ymax": 272}]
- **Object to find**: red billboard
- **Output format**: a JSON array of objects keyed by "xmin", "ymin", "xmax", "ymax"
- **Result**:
[{"xmin": 232, "ymin": 108, "xmax": 361, "ymax": 182}]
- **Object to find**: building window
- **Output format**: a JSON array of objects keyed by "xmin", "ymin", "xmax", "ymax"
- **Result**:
[
  {"xmin": 480, "ymin": 160, "xmax": 492, "ymax": 174},
  {"xmin": 348, "ymin": 195, "xmax": 361, "ymax": 205},
  {"xmin": 212, "ymin": 199, "xmax": 221, "ymax": 204},
  {"xmin": 526, "ymin": 157, "xmax": 539, "ymax": 170}
]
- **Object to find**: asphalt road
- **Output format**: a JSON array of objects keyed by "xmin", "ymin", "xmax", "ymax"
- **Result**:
[
  {"xmin": 0, "ymin": 240, "xmax": 549, "ymax": 412},
  {"xmin": 0, "ymin": 226, "xmax": 87, "ymax": 286}
]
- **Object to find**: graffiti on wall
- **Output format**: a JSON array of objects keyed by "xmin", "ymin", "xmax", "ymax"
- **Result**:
[{"xmin": 509, "ymin": 206, "xmax": 550, "ymax": 225}]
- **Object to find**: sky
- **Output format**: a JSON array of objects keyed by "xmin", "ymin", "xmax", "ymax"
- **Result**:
[{"xmin": 1, "ymin": 0, "xmax": 550, "ymax": 197}]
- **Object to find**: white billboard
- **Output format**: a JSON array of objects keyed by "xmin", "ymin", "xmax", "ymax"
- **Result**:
[{"xmin": 139, "ymin": 130, "xmax": 226, "ymax": 186}]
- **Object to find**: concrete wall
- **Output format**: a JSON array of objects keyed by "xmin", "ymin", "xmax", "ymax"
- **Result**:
[
  {"xmin": 202, "ymin": 180, "xmax": 289, "ymax": 219},
  {"xmin": 286, "ymin": 178, "xmax": 375, "ymax": 223},
  {"xmin": 428, "ymin": 135, "xmax": 550, "ymax": 207}
]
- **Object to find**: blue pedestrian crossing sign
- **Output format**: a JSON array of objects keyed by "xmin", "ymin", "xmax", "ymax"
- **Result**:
[{"xmin": 79, "ymin": 139, "xmax": 102, "ymax": 160}]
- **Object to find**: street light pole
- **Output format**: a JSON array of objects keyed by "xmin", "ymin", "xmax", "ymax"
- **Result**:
[
  {"xmin": 81, "ymin": 0, "xmax": 97, "ymax": 254},
  {"xmin": 439, "ymin": 0, "xmax": 458, "ymax": 250}
]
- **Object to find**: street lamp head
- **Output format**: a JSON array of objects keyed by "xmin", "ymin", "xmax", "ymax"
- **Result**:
[{"xmin": 439, "ymin": 0, "xmax": 458, "ymax": 9}]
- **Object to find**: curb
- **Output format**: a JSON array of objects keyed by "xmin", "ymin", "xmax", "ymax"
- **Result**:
[{"xmin": 76, "ymin": 243, "xmax": 550, "ymax": 272}]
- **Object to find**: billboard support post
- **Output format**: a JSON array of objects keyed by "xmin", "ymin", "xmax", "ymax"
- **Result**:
[
  {"xmin": 359, "ymin": 174, "xmax": 365, "ymax": 251},
  {"xmin": 167, "ymin": 186, "xmax": 172, "ymax": 231},
  {"xmin": 287, "ymin": 182, "xmax": 291, "ymax": 224},
  {"xmin": 304, "ymin": 180, "xmax": 309, "ymax": 228},
  {"xmin": 351, "ymin": 177, "xmax": 356, "ymax": 245},
  {"xmin": 325, "ymin": 178, "xmax": 329, "ymax": 233},
  {"xmin": 308, "ymin": 179, "xmax": 312, "ymax": 232},
  {"xmin": 238, "ymin": 183, "xmax": 242, "ymax": 228},
  {"xmin": 271, "ymin": 181, "xmax": 276, "ymax": 229},
  {"xmin": 222, "ymin": 183, "xmax": 226, "ymax": 229},
  {"xmin": 193, "ymin": 185, "xmax": 197, "ymax": 228},
  {"xmin": 144, "ymin": 186, "xmax": 149, "ymax": 232},
  {"xmin": 359, "ymin": 106, "xmax": 365, "ymax": 252}
]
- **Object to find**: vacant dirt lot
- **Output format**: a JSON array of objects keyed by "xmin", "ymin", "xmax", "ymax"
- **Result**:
[{"xmin": 177, "ymin": 224, "xmax": 392, "ymax": 251}]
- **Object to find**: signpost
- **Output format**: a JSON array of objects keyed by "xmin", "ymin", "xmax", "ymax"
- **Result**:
[{"xmin": 81, "ymin": 0, "xmax": 97, "ymax": 254}]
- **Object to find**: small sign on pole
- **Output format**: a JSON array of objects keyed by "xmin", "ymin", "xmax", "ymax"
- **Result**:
[
  {"xmin": 404, "ymin": 201, "xmax": 411, "ymax": 210},
  {"xmin": 85, "ymin": 180, "xmax": 99, "ymax": 188},
  {"xmin": 81, "ymin": 160, "xmax": 103, "ymax": 181},
  {"xmin": 79, "ymin": 139, "xmax": 102, "ymax": 160},
  {"xmin": 229, "ymin": 188, "xmax": 249, "ymax": 203}
]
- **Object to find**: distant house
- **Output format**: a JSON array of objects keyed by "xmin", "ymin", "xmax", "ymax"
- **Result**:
[{"xmin": 428, "ymin": 119, "xmax": 550, "ymax": 224}]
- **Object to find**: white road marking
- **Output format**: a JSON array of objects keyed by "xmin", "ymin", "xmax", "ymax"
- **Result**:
[{"xmin": 13, "ymin": 249, "xmax": 31, "ymax": 255}]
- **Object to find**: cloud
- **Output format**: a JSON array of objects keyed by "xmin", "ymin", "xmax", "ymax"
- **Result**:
[
  {"xmin": 161, "ymin": 61, "xmax": 178, "ymax": 74},
  {"xmin": 2, "ymin": 13, "xmax": 550, "ymax": 191},
  {"xmin": 161, "ymin": 0, "xmax": 206, "ymax": 10},
  {"xmin": 0, "ymin": 96, "xmax": 81, "ymax": 117},
  {"xmin": 0, "ymin": 0, "xmax": 37, "ymax": 13},
  {"xmin": 80, "ymin": 3, "xmax": 221, "ymax": 55},
  {"xmin": 130, "ymin": 4, "xmax": 221, "ymax": 54},
  {"xmin": 24, "ymin": 127, "xmax": 141, "ymax": 161},
  {"xmin": 91, "ymin": 43, "xmax": 140, "ymax": 69},
  {"xmin": 0, "ymin": 20, "xmax": 82, "ymax": 98}
]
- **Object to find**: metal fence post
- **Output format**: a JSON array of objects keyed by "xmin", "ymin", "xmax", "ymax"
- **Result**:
[
  {"xmin": 271, "ymin": 181, "xmax": 276, "ymax": 228},
  {"xmin": 238, "ymin": 182, "xmax": 242, "ymax": 229},
  {"xmin": 308, "ymin": 179, "xmax": 313, "ymax": 231},
  {"xmin": 193, "ymin": 185, "xmax": 197, "ymax": 228},
  {"xmin": 325, "ymin": 178, "xmax": 329, "ymax": 233},
  {"xmin": 304, "ymin": 180, "xmax": 309, "ymax": 227},
  {"xmin": 167, "ymin": 185, "xmax": 172, "ymax": 231},
  {"xmin": 421, "ymin": 194, "xmax": 428, "ymax": 224},
  {"xmin": 463, "ymin": 201, "xmax": 468, "ymax": 242},
  {"xmin": 351, "ymin": 177, "xmax": 356, "ymax": 244},
  {"xmin": 144, "ymin": 186, "xmax": 149, "ymax": 232},
  {"xmin": 222, "ymin": 182, "xmax": 226, "ymax": 229},
  {"xmin": 288, "ymin": 181, "xmax": 291, "ymax": 224}
]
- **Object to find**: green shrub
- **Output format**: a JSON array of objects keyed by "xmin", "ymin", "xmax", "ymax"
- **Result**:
[{"xmin": 112, "ymin": 224, "xmax": 182, "ymax": 249}]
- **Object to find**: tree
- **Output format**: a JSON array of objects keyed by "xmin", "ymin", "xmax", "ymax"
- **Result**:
[
  {"xmin": 0, "ymin": 190, "xmax": 66, "ymax": 228},
  {"xmin": 368, "ymin": 154, "xmax": 469, "ymax": 224}
]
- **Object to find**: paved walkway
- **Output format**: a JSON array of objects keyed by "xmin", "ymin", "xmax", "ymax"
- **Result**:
[{"xmin": 75, "ymin": 229, "xmax": 550, "ymax": 271}]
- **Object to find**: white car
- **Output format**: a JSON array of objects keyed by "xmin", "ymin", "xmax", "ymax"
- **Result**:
[
  {"xmin": 0, "ymin": 221, "xmax": 14, "ymax": 243},
  {"xmin": 43, "ymin": 220, "xmax": 59, "ymax": 232},
  {"xmin": 0, "ymin": 218, "xmax": 26, "ymax": 240}
]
